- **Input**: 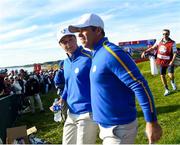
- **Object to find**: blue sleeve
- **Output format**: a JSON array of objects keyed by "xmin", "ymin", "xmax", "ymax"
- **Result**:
[
  {"xmin": 54, "ymin": 69, "xmax": 65, "ymax": 87},
  {"xmin": 61, "ymin": 83, "xmax": 67, "ymax": 101},
  {"xmin": 106, "ymin": 46, "xmax": 157, "ymax": 122}
]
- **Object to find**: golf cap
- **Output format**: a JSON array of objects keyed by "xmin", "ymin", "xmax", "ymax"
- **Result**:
[
  {"xmin": 57, "ymin": 28, "xmax": 75, "ymax": 43},
  {"xmin": 68, "ymin": 13, "xmax": 104, "ymax": 33}
]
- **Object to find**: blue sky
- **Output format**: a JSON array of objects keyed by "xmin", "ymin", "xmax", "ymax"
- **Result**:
[{"xmin": 0, "ymin": 0, "xmax": 180, "ymax": 67}]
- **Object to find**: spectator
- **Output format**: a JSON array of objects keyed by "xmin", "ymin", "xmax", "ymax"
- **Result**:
[
  {"xmin": 11, "ymin": 76, "xmax": 22, "ymax": 95},
  {"xmin": 26, "ymin": 75, "xmax": 44, "ymax": 113},
  {"xmin": 3, "ymin": 77, "xmax": 13, "ymax": 96},
  {"xmin": 43, "ymin": 73, "xmax": 51, "ymax": 93},
  {"xmin": 142, "ymin": 29, "xmax": 177, "ymax": 96}
]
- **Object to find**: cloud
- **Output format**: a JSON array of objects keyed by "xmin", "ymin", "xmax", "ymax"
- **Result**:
[
  {"xmin": 0, "ymin": 25, "xmax": 39, "ymax": 41},
  {"xmin": 0, "ymin": 32, "xmax": 55, "ymax": 50},
  {"xmin": 0, "ymin": 1, "xmax": 22, "ymax": 19},
  {"xmin": 0, "ymin": 0, "xmax": 180, "ymax": 67}
]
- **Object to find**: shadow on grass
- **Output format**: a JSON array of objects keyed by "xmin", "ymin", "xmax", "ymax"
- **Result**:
[
  {"xmin": 16, "ymin": 111, "xmax": 57, "ymax": 127},
  {"xmin": 168, "ymin": 89, "xmax": 180, "ymax": 95},
  {"xmin": 137, "ymin": 104, "xmax": 180, "ymax": 117}
]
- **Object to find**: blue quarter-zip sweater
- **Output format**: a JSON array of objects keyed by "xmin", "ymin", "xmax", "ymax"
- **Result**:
[
  {"xmin": 62, "ymin": 46, "xmax": 92, "ymax": 114},
  {"xmin": 90, "ymin": 37, "xmax": 157, "ymax": 127}
]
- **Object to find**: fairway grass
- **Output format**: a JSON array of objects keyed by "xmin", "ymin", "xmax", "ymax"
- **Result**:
[{"xmin": 15, "ymin": 61, "xmax": 180, "ymax": 144}]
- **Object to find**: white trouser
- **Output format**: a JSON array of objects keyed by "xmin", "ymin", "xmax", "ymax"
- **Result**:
[
  {"xmin": 99, "ymin": 119, "xmax": 138, "ymax": 145},
  {"xmin": 29, "ymin": 93, "xmax": 44, "ymax": 113},
  {"xmin": 62, "ymin": 111, "xmax": 98, "ymax": 145}
]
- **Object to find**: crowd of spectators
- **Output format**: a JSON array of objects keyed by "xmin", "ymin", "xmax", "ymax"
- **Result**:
[{"xmin": 0, "ymin": 68, "xmax": 56, "ymax": 113}]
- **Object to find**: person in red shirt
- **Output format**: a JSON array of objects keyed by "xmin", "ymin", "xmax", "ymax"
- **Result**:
[{"xmin": 142, "ymin": 29, "xmax": 177, "ymax": 96}]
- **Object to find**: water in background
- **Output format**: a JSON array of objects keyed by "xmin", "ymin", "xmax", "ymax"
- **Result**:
[{"xmin": 6, "ymin": 66, "xmax": 34, "ymax": 73}]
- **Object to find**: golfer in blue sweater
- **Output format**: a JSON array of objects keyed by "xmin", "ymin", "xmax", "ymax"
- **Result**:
[
  {"xmin": 69, "ymin": 13, "xmax": 162, "ymax": 144},
  {"xmin": 54, "ymin": 27, "xmax": 97, "ymax": 144}
]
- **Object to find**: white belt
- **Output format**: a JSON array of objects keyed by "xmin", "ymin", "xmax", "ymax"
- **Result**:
[{"xmin": 157, "ymin": 54, "xmax": 170, "ymax": 60}]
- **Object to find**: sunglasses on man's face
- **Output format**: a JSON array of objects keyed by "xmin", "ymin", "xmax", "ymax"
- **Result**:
[{"xmin": 163, "ymin": 33, "xmax": 169, "ymax": 36}]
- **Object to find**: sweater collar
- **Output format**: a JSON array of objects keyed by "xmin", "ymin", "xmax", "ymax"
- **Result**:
[
  {"xmin": 67, "ymin": 46, "xmax": 83, "ymax": 61},
  {"xmin": 93, "ymin": 37, "xmax": 108, "ymax": 51}
]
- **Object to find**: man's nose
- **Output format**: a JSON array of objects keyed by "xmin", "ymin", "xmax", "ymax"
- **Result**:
[{"xmin": 66, "ymin": 42, "xmax": 71, "ymax": 47}]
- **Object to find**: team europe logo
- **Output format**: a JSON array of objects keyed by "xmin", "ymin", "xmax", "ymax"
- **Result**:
[
  {"xmin": 74, "ymin": 67, "xmax": 79, "ymax": 74},
  {"xmin": 92, "ymin": 65, "xmax": 96, "ymax": 73},
  {"xmin": 61, "ymin": 29, "xmax": 66, "ymax": 34},
  {"xmin": 159, "ymin": 45, "xmax": 167, "ymax": 54}
]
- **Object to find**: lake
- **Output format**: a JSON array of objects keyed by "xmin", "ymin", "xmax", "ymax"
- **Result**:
[{"xmin": 6, "ymin": 66, "xmax": 34, "ymax": 73}]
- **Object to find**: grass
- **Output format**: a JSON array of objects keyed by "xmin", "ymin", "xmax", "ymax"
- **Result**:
[
  {"xmin": 176, "ymin": 43, "xmax": 180, "ymax": 48},
  {"xmin": 136, "ymin": 61, "xmax": 180, "ymax": 144},
  {"xmin": 15, "ymin": 90, "xmax": 64, "ymax": 144},
  {"xmin": 15, "ymin": 61, "xmax": 180, "ymax": 144}
]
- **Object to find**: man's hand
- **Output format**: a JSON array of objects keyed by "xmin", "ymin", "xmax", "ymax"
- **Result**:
[
  {"xmin": 145, "ymin": 121, "xmax": 162, "ymax": 144},
  {"xmin": 169, "ymin": 61, "xmax": 173, "ymax": 66},
  {"xmin": 49, "ymin": 105, "xmax": 54, "ymax": 112},
  {"xmin": 49, "ymin": 98, "xmax": 64, "ymax": 112},
  {"xmin": 141, "ymin": 51, "xmax": 147, "ymax": 58}
]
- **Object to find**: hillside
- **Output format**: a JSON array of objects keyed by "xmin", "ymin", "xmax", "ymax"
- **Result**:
[{"xmin": 5, "ymin": 60, "xmax": 61, "ymax": 70}]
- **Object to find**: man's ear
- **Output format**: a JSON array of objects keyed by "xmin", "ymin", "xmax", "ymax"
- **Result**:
[{"xmin": 96, "ymin": 27, "xmax": 102, "ymax": 36}]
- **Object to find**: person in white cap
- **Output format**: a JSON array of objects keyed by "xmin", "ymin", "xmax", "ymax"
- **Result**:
[
  {"xmin": 50, "ymin": 27, "xmax": 97, "ymax": 144},
  {"xmin": 68, "ymin": 13, "xmax": 162, "ymax": 144}
]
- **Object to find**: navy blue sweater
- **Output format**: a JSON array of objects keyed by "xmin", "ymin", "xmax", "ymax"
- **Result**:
[{"xmin": 90, "ymin": 37, "xmax": 157, "ymax": 127}]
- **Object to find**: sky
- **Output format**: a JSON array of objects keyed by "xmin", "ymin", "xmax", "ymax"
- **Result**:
[{"xmin": 0, "ymin": 0, "xmax": 180, "ymax": 68}]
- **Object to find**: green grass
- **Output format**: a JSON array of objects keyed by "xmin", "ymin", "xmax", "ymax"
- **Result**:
[
  {"xmin": 136, "ymin": 61, "xmax": 180, "ymax": 144},
  {"xmin": 176, "ymin": 43, "xmax": 180, "ymax": 48},
  {"xmin": 15, "ymin": 61, "xmax": 180, "ymax": 144},
  {"xmin": 15, "ymin": 90, "xmax": 64, "ymax": 144}
]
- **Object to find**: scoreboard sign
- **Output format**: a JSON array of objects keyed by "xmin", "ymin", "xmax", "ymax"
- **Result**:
[{"xmin": 119, "ymin": 39, "xmax": 156, "ymax": 63}]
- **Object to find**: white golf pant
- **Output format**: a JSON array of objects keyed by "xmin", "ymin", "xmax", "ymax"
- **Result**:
[
  {"xmin": 29, "ymin": 93, "xmax": 44, "ymax": 113},
  {"xmin": 62, "ymin": 111, "xmax": 98, "ymax": 145},
  {"xmin": 99, "ymin": 119, "xmax": 138, "ymax": 144}
]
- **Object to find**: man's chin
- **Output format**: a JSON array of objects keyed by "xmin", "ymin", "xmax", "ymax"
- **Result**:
[
  {"xmin": 82, "ymin": 43, "xmax": 91, "ymax": 49},
  {"xmin": 80, "ymin": 41, "xmax": 87, "ymax": 47}
]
